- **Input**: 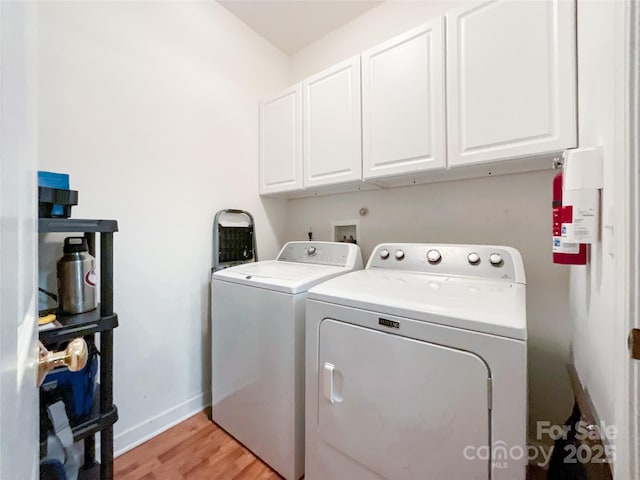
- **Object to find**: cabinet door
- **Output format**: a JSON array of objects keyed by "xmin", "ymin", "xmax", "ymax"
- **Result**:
[
  {"xmin": 259, "ymin": 84, "xmax": 303, "ymax": 195},
  {"xmin": 447, "ymin": 0, "xmax": 577, "ymax": 166},
  {"xmin": 303, "ymin": 57, "xmax": 362, "ymax": 188},
  {"xmin": 362, "ymin": 19, "xmax": 446, "ymax": 180}
]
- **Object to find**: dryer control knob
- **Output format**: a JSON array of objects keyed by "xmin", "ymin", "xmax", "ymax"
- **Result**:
[
  {"xmin": 489, "ymin": 253, "xmax": 503, "ymax": 266},
  {"xmin": 379, "ymin": 249, "xmax": 390, "ymax": 259},
  {"xmin": 426, "ymin": 249, "xmax": 441, "ymax": 264},
  {"xmin": 394, "ymin": 250, "xmax": 405, "ymax": 260},
  {"xmin": 306, "ymin": 247, "xmax": 317, "ymax": 256},
  {"xmin": 468, "ymin": 252, "xmax": 481, "ymax": 265}
]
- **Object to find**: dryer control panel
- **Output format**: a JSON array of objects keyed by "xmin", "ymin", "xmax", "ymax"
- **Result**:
[
  {"xmin": 368, "ymin": 243, "xmax": 525, "ymax": 283},
  {"xmin": 277, "ymin": 241, "xmax": 363, "ymax": 268}
]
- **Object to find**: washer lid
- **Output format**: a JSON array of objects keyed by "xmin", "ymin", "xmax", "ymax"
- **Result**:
[
  {"xmin": 307, "ymin": 269, "xmax": 527, "ymax": 340},
  {"xmin": 212, "ymin": 260, "xmax": 359, "ymax": 294}
]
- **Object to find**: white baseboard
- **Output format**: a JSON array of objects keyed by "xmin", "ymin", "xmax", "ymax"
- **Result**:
[{"xmin": 113, "ymin": 391, "xmax": 212, "ymax": 457}]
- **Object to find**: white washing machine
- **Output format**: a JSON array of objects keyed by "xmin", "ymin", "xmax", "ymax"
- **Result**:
[
  {"xmin": 211, "ymin": 241, "xmax": 362, "ymax": 480},
  {"xmin": 305, "ymin": 243, "xmax": 527, "ymax": 480}
]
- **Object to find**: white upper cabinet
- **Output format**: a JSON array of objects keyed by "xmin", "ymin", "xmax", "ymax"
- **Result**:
[
  {"xmin": 259, "ymin": 84, "xmax": 303, "ymax": 195},
  {"xmin": 259, "ymin": 0, "xmax": 579, "ymax": 197},
  {"xmin": 303, "ymin": 56, "xmax": 362, "ymax": 188},
  {"xmin": 446, "ymin": 0, "xmax": 577, "ymax": 167},
  {"xmin": 362, "ymin": 19, "xmax": 446, "ymax": 180}
]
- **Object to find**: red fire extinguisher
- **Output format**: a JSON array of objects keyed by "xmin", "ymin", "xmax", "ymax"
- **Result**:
[{"xmin": 553, "ymin": 170, "xmax": 587, "ymax": 265}]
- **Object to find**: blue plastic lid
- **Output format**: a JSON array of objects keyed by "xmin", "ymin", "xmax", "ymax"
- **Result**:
[{"xmin": 38, "ymin": 171, "xmax": 69, "ymax": 190}]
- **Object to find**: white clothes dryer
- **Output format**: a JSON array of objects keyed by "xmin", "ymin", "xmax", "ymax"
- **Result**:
[
  {"xmin": 305, "ymin": 243, "xmax": 527, "ymax": 480},
  {"xmin": 211, "ymin": 241, "xmax": 362, "ymax": 480}
]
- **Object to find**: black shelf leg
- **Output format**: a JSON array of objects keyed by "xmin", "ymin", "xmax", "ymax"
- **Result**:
[
  {"xmin": 100, "ymin": 329, "xmax": 114, "ymax": 479},
  {"xmin": 100, "ymin": 232, "xmax": 115, "ymax": 479},
  {"xmin": 85, "ymin": 232, "xmax": 96, "ymax": 257},
  {"xmin": 84, "ymin": 435, "xmax": 95, "ymax": 470},
  {"xmin": 100, "ymin": 232, "xmax": 113, "ymax": 317},
  {"xmin": 100, "ymin": 426, "xmax": 114, "ymax": 479}
]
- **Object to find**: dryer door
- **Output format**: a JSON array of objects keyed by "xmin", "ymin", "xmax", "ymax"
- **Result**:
[{"xmin": 317, "ymin": 319, "xmax": 491, "ymax": 480}]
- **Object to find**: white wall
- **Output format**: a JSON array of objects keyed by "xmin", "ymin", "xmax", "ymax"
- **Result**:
[
  {"xmin": 570, "ymin": 1, "xmax": 629, "ymax": 476},
  {"xmin": 286, "ymin": 0, "xmax": 574, "ymax": 442},
  {"xmin": 290, "ymin": 0, "xmax": 472, "ymax": 80},
  {"xmin": 37, "ymin": 0, "xmax": 290, "ymax": 454}
]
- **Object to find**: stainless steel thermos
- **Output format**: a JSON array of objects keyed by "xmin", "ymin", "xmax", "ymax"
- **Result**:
[{"xmin": 57, "ymin": 237, "xmax": 97, "ymax": 314}]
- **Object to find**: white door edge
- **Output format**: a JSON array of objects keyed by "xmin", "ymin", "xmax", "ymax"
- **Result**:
[
  {"xmin": 625, "ymin": 1, "xmax": 640, "ymax": 477},
  {"xmin": 0, "ymin": 1, "xmax": 39, "ymax": 479}
]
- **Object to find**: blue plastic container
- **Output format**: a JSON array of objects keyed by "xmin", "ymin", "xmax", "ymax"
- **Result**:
[
  {"xmin": 38, "ymin": 171, "xmax": 74, "ymax": 218},
  {"xmin": 41, "ymin": 352, "xmax": 98, "ymax": 420}
]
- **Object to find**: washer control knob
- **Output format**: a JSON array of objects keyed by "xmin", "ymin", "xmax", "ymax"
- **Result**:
[
  {"xmin": 379, "ymin": 249, "xmax": 390, "ymax": 259},
  {"xmin": 394, "ymin": 249, "xmax": 405, "ymax": 260},
  {"xmin": 306, "ymin": 246, "xmax": 317, "ymax": 256},
  {"xmin": 426, "ymin": 249, "xmax": 442, "ymax": 264},
  {"xmin": 489, "ymin": 253, "xmax": 503, "ymax": 266},
  {"xmin": 468, "ymin": 252, "xmax": 481, "ymax": 265}
]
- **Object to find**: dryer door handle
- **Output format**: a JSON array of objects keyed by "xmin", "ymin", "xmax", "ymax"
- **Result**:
[{"xmin": 323, "ymin": 362, "xmax": 343, "ymax": 404}]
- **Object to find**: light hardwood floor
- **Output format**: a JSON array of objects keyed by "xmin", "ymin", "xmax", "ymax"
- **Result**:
[
  {"xmin": 114, "ymin": 412, "xmax": 280, "ymax": 480},
  {"xmin": 115, "ymin": 410, "xmax": 546, "ymax": 480}
]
